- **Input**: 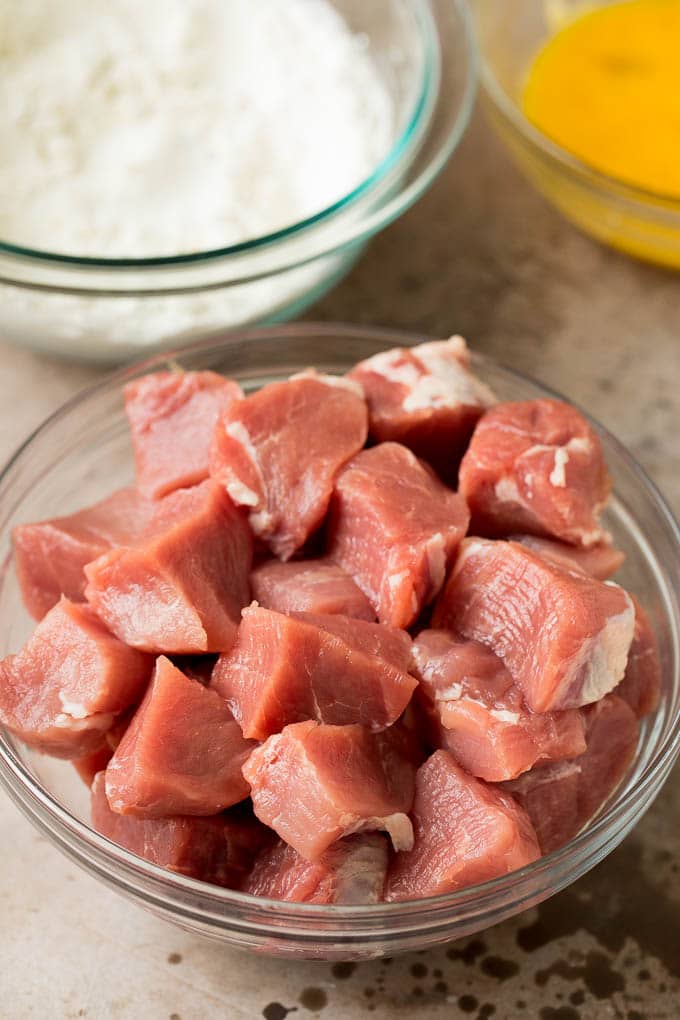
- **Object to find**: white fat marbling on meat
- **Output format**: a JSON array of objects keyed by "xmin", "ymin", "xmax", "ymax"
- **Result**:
[
  {"xmin": 387, "ymin": 569, "xmax": 409, "ymax": 592},
  {"xmin": 403, "ymin": 338, "xmax": 496, "ymax": 413},
  {"xmin": 346, "ymin": 812, "xmax": 414, "ymax": 852},
  {"xmin": 54, "ymin": 711, "xmax": 114, "ymax": 731},
  {"xmin": 58, "ymin": 693, "xmax": 89, "ymax": 719},
  {"xmin": 563, "ymin": 588, "xmax": 635, "ymax": 707},
  {"xmin": 223, "ymin": 419, "xmax": 264, "ymax": 508},
  {"xmin": 549, "ymin": 447, "xmax": 570, "ymax": 487},
  {"xmin": 435, "ymin": 682, "xmax": 464, "ymax": 702},
  {"xmin": 447, "ymin": 693, "xmax": 521, "ymax": 725},
  {"xmin": 291, "ymin": 368, "xmax": 365, "ymax": 399},
  {"xmin": 494, "ymin": 475, "xmax": 522, "ymax": 505},
  {"xmin": 489, "ymin": 707, "xmax": 521, "ymax": 724}
]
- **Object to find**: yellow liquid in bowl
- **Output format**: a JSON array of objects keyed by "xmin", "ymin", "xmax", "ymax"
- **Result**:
[{"xmin": 517, "ymin": 0, "xmax": 680, "ymax": 267}]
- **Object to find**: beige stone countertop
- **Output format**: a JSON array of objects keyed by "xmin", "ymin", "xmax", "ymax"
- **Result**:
[{"xmin": 0, "ymin": 111, "xmax": 678, "ymax": 1020}]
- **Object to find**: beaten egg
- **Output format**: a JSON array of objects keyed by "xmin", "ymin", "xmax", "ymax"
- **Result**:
[{"xmin": 523, "ymin": 0, "xmax": 680, "ymax": 197}]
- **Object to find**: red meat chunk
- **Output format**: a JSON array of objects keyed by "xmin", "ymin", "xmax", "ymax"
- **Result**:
[
  {"xmin": 243, "ymin": 721, "xmax": 416, "ymax": 860},
  {"xmin": 85, "ymin": 481, "xmax": 252, "ymax": 653},
  {"xmin": 211, "ymin": 605, "xmax": 415, "ymax": 739},
  {"xmin": 615, "ymin": 599, "xmax": 661, "ymax": 718},
  {"xmin": 124, "ymin": 370, "xmax": 243, "ymax": 500},
  {"xmin": 503, "ymin": 695, "xmax": 638, "ymax": 853},
  {"xmin": 0, "ymin": 598, "xmax": 152, "ymax": 758},
  {"xmin": 91, "ymin": 773, "xmax": 270, "ymax": 887},
  {"xmin": 243, "ymin": 834, "xmax": 388, "ymax": 904},
  {"xmin": 411, "ymin": 630, "xmax": 586, "ymax": 781},
  {"xmin": 106, "ymin": 656, "xmax": 254, "ymax": 817},
  {"xmin": 251, "ymin": 558, "xmax": 374, "ymax": 620},
  {"xmin": 511, "ymin": 534, "xmax": 625, "ymax": 580},
  {"xmin": 328, "ymin": 442, "xmax": 470, "ymax": 628},
  {"xmin": 210, "ymin": 371, "xmax": 368, "ymax": 559},
  {"xmin": 348, "ymin": 336, "xmax": 495, "ymax": 480},
  {"xmin": 12, "ymin": 487, "xmax": 150, "ymax": 620},
  {"xmin": 385, "ymin": 750, "xmax": 540, "ymax": 901},
  {"xmin": 459, "ymin": 399, "xmax": 610, "ymax": 547},
  {"xmin": 433, "ymin": 539, "xmax": 635, "ymax": 712}
]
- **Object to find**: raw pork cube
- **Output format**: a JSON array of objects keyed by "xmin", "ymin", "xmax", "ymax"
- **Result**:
[
  {"xmin": 243, "ymin": 721, "xmax": 416, "ymax": 860},
  {"xmin": 411, "ymin": 630, "xmax": 585, "ymax": 781},
  {"xmin": 615, "ymin": 599, "xmax": 661, "ymax": 718},
  {"xmin": 91, "ymin": 773, "xmax": 270, "ymax": 887},
  {"xmin": 433, "ymin": 539, "xmax": 635, "ymax": 713},
  {"xmin": 459, "ymin": 398, "xmax": 610, "ymax": 547},
  {"xmin": 124, "ymin": 370, "xmax": 243, "ymax": 499},
  {"xmin": 348, "ymin": 336, "xmax": 495, "ymax": 480},
  {"xmin": 385, "ymin": 751, "xmax": 540, "ymax": 901},
  {"xmin": 210, "ymin": 371, "xmax": 368, "ymax": 559},
  {"xmin": 243, "ymin": 834, "xmax": 388, "ymax": 904},
  {"xmin": 251, "ymin": 558, "xmax": 375, "ymax": 620},
  {"xmin": 12, "ymin": 487, "xmax": 150, "ymax": 620},
  {"xmin": 504, "ymin": 695, "xmax": 638, "ymax": 853},
  {"xmin": 0, "ymin": 598, "xmax": 152, "ymax": 758},
  {"xmin": 511, "ymin": 534, "xmax": 625, "ymax": 580},
  {"xmin": 328, "ymin": 442, "xmax": 470, "ymax": 628},
  {"xmin": 85, "ymin": 481, "xmax": 252, "ymax": 653},
  {"xmin": 106, "ymin": 657, "xmax": 254, "ymax": 817},
  {"xmin": 211, "ymin": 605, "xmax": 415, "ymax": 739}
]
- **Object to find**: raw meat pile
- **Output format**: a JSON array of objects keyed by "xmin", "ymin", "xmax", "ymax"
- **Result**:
[{"xmin": 0, "ymin": 338, "xmax": 661, "ymax": 905}]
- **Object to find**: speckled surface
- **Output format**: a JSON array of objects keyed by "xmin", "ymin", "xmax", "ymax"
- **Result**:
[{"xmin": 0, "ymin": 110, "xmax": 678, "ymax": 1020}]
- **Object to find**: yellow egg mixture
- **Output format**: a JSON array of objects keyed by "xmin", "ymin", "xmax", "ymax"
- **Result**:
[{"xmin": 523, "ymin": 0, "xmax": 680, "ymax": 197}]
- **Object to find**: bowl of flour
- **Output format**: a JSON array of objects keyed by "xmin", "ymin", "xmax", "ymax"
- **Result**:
[{"xmin": 0, "ymin": 0, "xmax": 476, "ymax": 361}]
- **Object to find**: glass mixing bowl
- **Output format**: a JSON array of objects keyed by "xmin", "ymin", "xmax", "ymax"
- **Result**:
[
  {"xmin": 0, "ymin": 0, "xmax": 476, "ymax": 363},
  {"xmin": 474, "ymin": 0, "xmax": 680, "ymax": 270},
  {"xmin": 0, "ymin": 324, "xmax": 678, "ymax": 960}
]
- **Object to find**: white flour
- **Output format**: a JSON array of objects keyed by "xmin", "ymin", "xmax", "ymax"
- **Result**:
[{"xmin": 0, "ymin": 0, "xmax": 393, "ymax": 257}]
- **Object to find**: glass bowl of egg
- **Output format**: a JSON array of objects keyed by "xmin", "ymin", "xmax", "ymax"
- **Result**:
[
  {"xmin": 0, "ymin": 323, "xmax": 678, "ymax": 960},
  {"xmin": 0, "ymin": 0, "xmax": 475, "ymax": 363},
  {"xmin": 474, "ymin": 0, "xmax": 680, "ymax": 270}
]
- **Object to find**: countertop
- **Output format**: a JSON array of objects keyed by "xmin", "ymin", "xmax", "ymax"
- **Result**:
[{"xmin": 1, "ymin": 110, "xmax": 678, "ymax": 1020}]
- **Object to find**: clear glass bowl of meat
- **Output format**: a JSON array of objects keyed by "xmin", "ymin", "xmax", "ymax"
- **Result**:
[{"xmin": 0, "ymin": 323, "xmax": 678, "ymax": 960}]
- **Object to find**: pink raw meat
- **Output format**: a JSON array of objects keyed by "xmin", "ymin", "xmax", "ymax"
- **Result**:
[
  {"xmin": 211, "ymin": 605, "xmax": 415, "ymax": 739},
  {"xmin": 124, "ymin": 370, "xmax": 243, "ymax": 499},
  {"xmin": 385, "ymin": 750, "xmax": 540, "ymax": 901},
  {"xmin": 13, "ymin": 487, "xmax": 150, "ymax": 620},
  {"xmin": 328, "ymin": 442, "xmax": 470, "ymax": 628},
  {"xmin": 243, "ymin": 721, "xmax": 416, "ymax": 860},
  {"xmin": 85, "ymin": 481, "xmax": 252, "ymax": 653},
  {"xmin": 348, "ymin": 336, "xmax": 495, "ymax": 480},
  {"xmin": 251, "ymin": 558, "xmax": 375, "ymax": 620},
  {"xmin": 459, "ymin": 399, "xmax": 610, "ymax": 546},
  {"xmin": 411, "ymin": 630, "xmax": 586, "ymax": 781},
  {"xmin": 91, "ymin": 773, "xmax": 271, "ymax": 887},
  {"xmin": 243, "ymin": 834, "xmax": 389, "ymax": 904},
  {"xmin": 615, "ymin": 598, "xmax": 661, "ymax": 718},
  {"xmin": 0, "ymin": 598, "xmax": 152, "ymax": 758},
  {"xmin": 511, "ymin": 534, "xmax": 625, "ymax": 580},
  {"xmin": 106, "ymin": 657, "xmax": 254, "ymax": 817},
  {"xmin": 433, "ymin": 538, "xmax": 635, "ymax": 712},
  {"xmin": 210, "ymin": 371, "xmax": 368, "ymax": 559},
  {"xmin": 503, "ymin": 695, "xmax": 638, "ymax": 853}
]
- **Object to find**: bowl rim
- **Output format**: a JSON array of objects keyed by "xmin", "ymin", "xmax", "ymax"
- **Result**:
[
  {"xmin": 0, "ymin": 322, "xmax": 678, "ymax": 926},
  {"xmin": 0, "ymin": 1, "xmax": 443, "ymax": 270},
  {"xmin": 478, "ymin": 7, "xmax": 680, "ymax": 211}
]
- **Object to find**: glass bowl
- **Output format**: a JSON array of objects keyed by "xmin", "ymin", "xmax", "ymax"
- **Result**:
[
  {"xmin": 473, "ymin": 0, "xmax": 680, "ymax": 270},
  {"xmin": 0, "ymin": 323, "xmax": 678, "ymax": 961},
  {"xmin": 0, "ymin": 0, "xmax": 476, "ymax": 364}
]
